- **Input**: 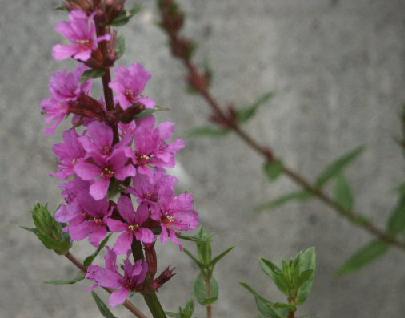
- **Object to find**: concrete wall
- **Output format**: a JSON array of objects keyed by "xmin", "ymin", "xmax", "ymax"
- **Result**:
[{"xmin": 1, "ymin": 0, "xmax": 404, "ymax": 317}]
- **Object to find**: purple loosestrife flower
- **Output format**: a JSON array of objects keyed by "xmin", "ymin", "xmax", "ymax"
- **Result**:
[
  {"xmin": 109, "ymin": 63, "xmax": 155, "ymax": 110},
  {"xmin": 52, "ymin": 129, "xmax": 85, "ymax": 179},
  {"xmin": 74, "ymin": 121, "xmax": 136, "ymax": 200},
  {"xmin": 86, "ymin": 248, "xmax": 148, "ymax": 307},
  {"xmin": 130, "ymin": 171, "xmax": 176, "ymax": 216},
  {"xmin": 55, "ymin": 193, "xmax": 112, "ymax": 246},
  {"xmin": 74, "ymin": 149, "xmax": 135, "ymax": 200},
  {"xmin": 153, "ymin": 193, "xmax": 199, "ymax": 245},
  {"xmin": 41, "ymin": 66, "xmax": 91, "ymax": 134},
  {"xmin": 131, "ymin": 116, "xmax": 185, "ymax": 176},
  {"xmin": 53, "ymin": 10, "xmax": 109, "ymax": 61},
  {"xmin": 107, "ymin": 195, "xmax": 155, "ymax": 254}
]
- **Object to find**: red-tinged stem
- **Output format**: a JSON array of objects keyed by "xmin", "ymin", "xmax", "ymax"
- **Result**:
[
  {"xmin": 156, "ymin": 0, "xmax": 405, "ymax": 251},
  {"xmin": 64, "ymin": 252, "xmax": 148, "ymax": 318}
]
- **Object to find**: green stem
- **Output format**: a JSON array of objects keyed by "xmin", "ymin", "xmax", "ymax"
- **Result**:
[{"xmin": 143, "ymin": 292, "xmax": 167, "ymax": 318}]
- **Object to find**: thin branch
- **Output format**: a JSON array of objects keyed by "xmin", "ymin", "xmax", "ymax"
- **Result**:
[
  {"xmin": 156, "ymin": 0, "xmax": 405, "ymax": 250},
  {"xmin": 65, "ymin": 252, "xmax": 149, "ymax": 318}
]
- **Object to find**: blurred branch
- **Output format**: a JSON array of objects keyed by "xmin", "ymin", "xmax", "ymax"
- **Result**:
[{"xmin": 155, "ymin": 0, "xmax": 405, "ymax": 250}]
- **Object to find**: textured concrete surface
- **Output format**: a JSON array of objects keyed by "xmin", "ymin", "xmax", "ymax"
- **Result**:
[{"xmin": 1, "ymin": 0, "xmax": 405, "ymax": 317}]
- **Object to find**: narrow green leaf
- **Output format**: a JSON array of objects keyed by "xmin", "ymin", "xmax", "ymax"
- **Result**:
[
  {"xmin": 315, "ymin": 146, "xmax": 364, "ymax": 188},
  {"xmin": 115, "ymin": 36, "xmax": 126, "ymax": 60},
  {"xmin": 31, "ymin": 203, "xmax": 71, "ymax": 255},
  {"xmin": 81, "ymin": 69, "xmax": 105, "ymax": 83},
  {"xmin": 236, "ymin": 92, "xmax": 274, "ymax": 124},
  {"xmin": 92, "ymin": 292, "xmax": 118, "ymax": 318},
  {"xmin": 183, "ymin": 248, "xmax": 205, "ymax": 270},
  {"xmin": 185, "ymin": 126, "xmax": 229, "ymax": 138},
  {"xmin": 83, "ymin": 234, "xmax": 111, "ymax": 267},
  {"xmin": 44, "ymin": 274, "xmax": 85, "ymax": 285},
  {"xmin": 263, "ymin": 160, "xmax": 283, "ymax": 182},
  {"xmin": 166, "ymin": 313, "xmax": 180, "ymax": 318},
  {"xmin": 296, "ymin": 247, "xmax": 316, "ymax": 304},
  {"xmin": 110, "ymin": 5, "xmax": 142, "ymax": 26},
  {"xmin": 255, "ymin": 191, "xmax": 311, "ymax": 212},
  {"xmin": 337, "ymin": 240, "xmax": 389, "ymax": 275},
  {"xmin": 333, "ymin": 174, "xmax": 354, "ymax": 210},
  {"xmin": 194, "ymin": 274, "xmax": 219, "ymax": 305},
  {"xmin": 55, "ymin": 5, "xmax": 68, "ymax": 11},
  {"xmin": 20, "ymin": 226, "xmax": 37, "ymax": 233},
  {"xmin": 260, "ymin": 259, "xmax": 289, "ymax": 296},
  {"xmin": 240, "ymin": 283, "xmax": 292, "ymax": 318},
  {"xmin": 386, "ymin": 192, "xmax": 405, "ymax": 235},
  {"xmin": 210, "ymin": 247, "xmax": 234, "ymax": 267}
]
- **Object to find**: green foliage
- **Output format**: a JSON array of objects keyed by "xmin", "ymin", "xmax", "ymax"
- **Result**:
[
  {"xmin": 166, "ymin": 300, "xmax": 195, "ymax": 318},
  {"xmin": 263, "ymin": 160, "xmax": 283, "ymax": 182},
  {"xmin": 110, "ymin": 5, "xmax": 142, "ymax": 26},
  {"xmin": 235, "ymin": 92, "xmax": 274, "ymax": 124},
  {"xmin": 23, "ymin": 203, "xmax": 71, "ymax": 255},
  {"xmin": 116, "ymin": 36, "xmax": 126, "ymax": 60},
  {"xmin": 181, "ymin": 228, "xmax": 233, "ymax": 307},
  {"xmin": 83, "ymin": 234, "xmax": 111, "ymax": 268},
  {"xmin": 333, "ymin": 174, "xmax": 354, "ymax": 210},
  {"xmin": 92, "ymin": 292, "xmax": 118, "ymax": 318},
  {"xmin": 81, "ymin": 69, "xmax": 105, "ymax": 82},
  {"xmin": 240, "ymin": 283, "xmax": 294, "ymax": 318},
  {"xmin": 185, "ymin": 126, "xmax": 229, "ymax": 138},
  {"xmin": 315, "ymin": 146, "xmax": 364, "ymax": 188},
  {"xmin": 255, "ymin": 191, "xmax": 311, "ymax": 212},
  {"xmin": 337, "ymin": 240, "xmax": 389, "ymax": 275},
  {"xmin": 243, "ymin": 248, "xmax": 316, "ymax": 318},
  {"xmin": 386, "ymin": 191, "xmax": 405, "ymax": 236},
  {"xmin": 44, "ymin": 274, "xmax": 85, "ymax": 285},
  {"xmin": 194, "ymin": 274, "xmax": 219, "ymax": 305}
]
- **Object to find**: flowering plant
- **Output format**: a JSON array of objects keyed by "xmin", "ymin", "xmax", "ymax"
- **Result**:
[{"xmin": 24, "ymin": 1, "xmax": 318, "ymax": 318}]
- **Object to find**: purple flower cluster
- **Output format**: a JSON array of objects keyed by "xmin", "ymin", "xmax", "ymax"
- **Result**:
[{"xmin": 42, "ymin": 7, "xmax": 199, "ymax": 307}]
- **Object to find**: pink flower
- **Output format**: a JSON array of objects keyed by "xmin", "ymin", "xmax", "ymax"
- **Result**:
[
  {"xmin": 41, "ymin": 66, "xmax": 91, "ymax": 134},
  {"xmin": 86, "ymin": 248, "xmax": 148, "ymax": 307},
  {"xmin": 55, "ymin": 193, "xmax": 112, "ymax": 246},
  {"xmin": 52, "ymin": 129, "xmax": 85, "ymax": 179},
  {"xmin": 130, "ymin": 171, "xmax": 176, "ymax": 216},
  {"xmin": 107, "ymin": 195, "xmax": 155, "ymax": 254},
  {"xmin": 50, "ymin": 65, "xmax": 92, "ymax": 101},
  {"xmin": 109, "ymin": 64, "xmax": 155, "ymax": 110},
  {"xmin": 153, "ymin": 193, "xmax": 199, "ymax": 245},
  {"xmin": 53, "ymin": 10, "xmax": 109, "ymax": 61},
  {"xmin": 131, "ymin": 116, "xmax": 185, "ymax": 176},
  {"xmin": 74, "ymin": 150, "xmax": 136, "ymax": 200},
  {"xmin": 79, "ymin": 121, "xmax": 115, "ymax": 157},
  {"xmin": 74, "ymin": 122, "xmax": 136, "ymax": 200}
]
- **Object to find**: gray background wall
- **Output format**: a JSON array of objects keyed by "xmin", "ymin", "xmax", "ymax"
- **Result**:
[{"xmin": 1, "ymin": 0, "xmax": 405, "ymax": 317}]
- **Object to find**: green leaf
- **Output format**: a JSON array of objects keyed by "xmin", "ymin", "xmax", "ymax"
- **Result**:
[
  {"xmin": 260, "ymin": 259, "xmax": 289, "ymax": 296},
  {"xmin": 44, "ymin": 274, "xmax": 85, "ymax": 285},
  {"xmin": 115, "ymin": 36, "xmax": 126, "ymax": 60},
  {"xmin": 83, "ymin": 234, "xmax": 111, "ymax": 267},
  {"xmin": 81, "ymin": 69, "xmax": 105, "ymax": 83},
  {"xmin": 210, "ymin": 247, "xmax": 234, "ymax": 267},
  {"xmin": 92, "ymin": 292, "xmax": 118, "ymax": 318},
  {"xmin": 166, "ymin": 299, "xmax": 194, "ymax": 318},
  {"xmin": 166, "ymin": 313, "xmax": 180, "ymax": 318},
  {"xmin": 333, "ymin": 174, "xmax": 354, "ymax": 210},
  {"xmin": 296, "ymin": 247, "xmax": 316, "ymax": 304},
  {"xmin": 185, "ymin": 126, "xmax": 229, "ymax": 138},
  {"xmin": 240, "ymin": 283, "xmax": 292, "ymax": 318},
  {"xmin": 135, "ymin": 109, "xmax": 156, "ymax": 119},
  {"xmin": 315, "ymin": 146, "xmax": 364, "ymax": 188},
  {"xmin": 236, "ymin": 92, "xmax": 274, "ymax": 124},
  {"xmin": 194, "ymin": 274, "xmax": 219, "ymax": 305},
  {"xmin": 55, "ymin": 5, "xmax": 68, "ymax": 11},
  {"xmin": 263, "ymin": 160, "xmax": 283, "ymax": 182},
  {"xmin": 255, "ymin": 191, "xmax": 311, "ymax": 212},
  {"xmin": 337, "ymin": 240, "xmax": 389, "ymax": 275},
  {"xmin": 386, "ymin": 192, "xmax": 405, "ymax": 235},
  {"xmin": 31, "ymin": 203, "xmax": 71, "ymax": 255},
  {"xmin": 183, "ymin": 248, "xmax": 205, "ymax": 270},
  {"xmin": 20, "ymin": 226, "xmax": 37, "ymax": 233},
  {"xmin": 110, "ymin": 5, "xmax": 142, "ymax": 26}
]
